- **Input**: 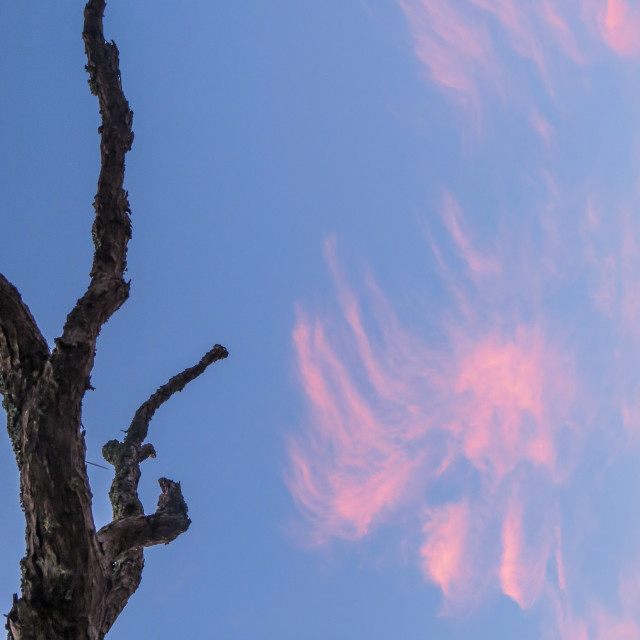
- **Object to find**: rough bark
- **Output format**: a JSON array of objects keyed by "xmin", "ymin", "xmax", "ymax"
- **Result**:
[{"xmin": 1, "ymin": 2, "xmax": 227, "ymax": 638}]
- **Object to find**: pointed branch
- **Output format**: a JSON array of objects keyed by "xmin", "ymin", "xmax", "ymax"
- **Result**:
[
  {"xmin": 127, "ymin": 344, "xmax": 229, "ymax": 448},
  {"xmin": 103, "ymin": 344, "xmax": 228, "ymax": 520},
  {"xmin": 51, "ymin": 0, "xmax": 134, "ymax": 396}
]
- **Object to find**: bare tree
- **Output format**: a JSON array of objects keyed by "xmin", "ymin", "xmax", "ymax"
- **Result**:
[{"xmin": 0, "ymin": 2, "xmax": 228, "ymax": 638}]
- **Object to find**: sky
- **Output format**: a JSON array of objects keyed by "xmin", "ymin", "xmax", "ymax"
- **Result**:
[{"xmin": 1, "ymin": 1, "xmax": 640, "ymax": 638}]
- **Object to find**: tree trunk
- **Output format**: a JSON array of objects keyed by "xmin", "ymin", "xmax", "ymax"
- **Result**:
[{"xmin": 1, "ymin": 2, "xmax": 228, "ymax": 638}]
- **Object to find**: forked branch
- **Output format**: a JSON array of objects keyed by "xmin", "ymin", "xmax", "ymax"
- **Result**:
[
  {"xmin": 98, "ymin": 478, "xmax": 190, "ymax": 560},
  {"xmin": 96, "ymin": 344, "xmax": 227, "ymax": 621},
  {"xmin": 2, "ymin": 2, "xmax": 228, "ymax": 637},
  {"xmin": 101, "ymin": 344, "xmax": 228, "ymax": 538}
]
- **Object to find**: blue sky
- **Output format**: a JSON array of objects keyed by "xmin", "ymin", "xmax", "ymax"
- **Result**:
[{"xmin": 2, "ymin": 1, "xmax": 640, "ymax": 638}]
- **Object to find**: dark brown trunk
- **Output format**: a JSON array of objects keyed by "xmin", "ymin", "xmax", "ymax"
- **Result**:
[
  {"xmin": 1, "ymin": 2, "xmax": 228, "ymax": 637},
  {"xmin": 8, "ymin": 374, "xmax": 109, "ymax": 639}
]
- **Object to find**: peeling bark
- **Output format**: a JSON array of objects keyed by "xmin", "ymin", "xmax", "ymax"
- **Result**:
[{"xmin": 1, "ymin": 2, "xmax": 227, "ymax": 638}]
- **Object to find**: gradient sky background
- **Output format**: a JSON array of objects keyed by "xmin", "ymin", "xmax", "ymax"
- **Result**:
[{"xmin": 2, "ymin": 1, "xmax": 640, "ymax": 638}]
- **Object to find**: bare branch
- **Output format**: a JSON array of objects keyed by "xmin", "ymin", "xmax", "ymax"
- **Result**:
[
  {"xmin": 103, "ymin": 344, "xmax": 228, "ymax": 520},
  {"xmin": 97, "ymin": 344, "xmax": 227, "ymax": 612},
  {"xmin": 4, "ymin": 4, "xmax": 136, "ymax": 636},
  {"xmin": 51, "ymin": 0, "xmax": 134, "ymax": 397},
  {"xmin": 97, "ymin": 478, "xmax": 190, "ymax": 560},
  {"xmin": 3, "ymin": 2, "xmax": 231, "ymax": 636},
  {"xmin": 128, "ymin": 344, "xmax": 229, "ymax": 448}
]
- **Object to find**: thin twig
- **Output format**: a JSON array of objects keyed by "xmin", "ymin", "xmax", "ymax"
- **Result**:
[{"xmin": 86, "ymin": 460, "xmax": 109, "ymax": 470}]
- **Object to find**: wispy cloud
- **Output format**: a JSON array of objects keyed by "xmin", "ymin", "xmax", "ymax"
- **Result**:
[
  {"xmin": 451, "ymin": 323, "xmax": 577, "ymax": 484},
  {"xmin": 539, "ymin": 1, "xmax": 586, "ymax": 64},
  {"xmin": 288, "ymin": 1, "xmax": 640, "ymax": 637},
  {"xmin": 395, "ymin": 0, "xmax": 568, "ymax": 111},
  {"xmin": 531, "ymin": 109, "xmax": 554, "ymax": 148},
  {"xmin": 586, "ymin": 0, "xmax": 640, "ymax": 57},
  {"xmin": 396, "ymin": 0, "xmax": 499, "ymax": 113},
  {"xmin": 439, "ymin": 190, "xmax": 501, "ymax": 276},
  {"xmin": 499, "ymin": 490, "xmax": 551, "ymax": 608},
  {"xmin": 593, "ymin": 610, "xmax": 640, "ymax": 640},
  {"xmin": 392, "ymin": 0, "xmax": 640, "ymax": 141},
  {"xmin": 287, "ymin": 299, "xmax": 426, "ymax": 543},
  {"xmin": 468, "ymin": 0, "xmax": 549, "ymax": 84},
  {"xmin": 421, "ymin": 502, "xmax": 472, "ymax": 600},
  {"xmin": 288, "ymin": 177, "xmax": 640, "ymax": 635},
  {"xmin": 288, "ymin": 217, "xmax": 576, "ymax": 559}
]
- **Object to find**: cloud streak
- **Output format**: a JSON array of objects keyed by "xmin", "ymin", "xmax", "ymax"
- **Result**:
[
  {"xmin": 591, "ymin": 0, "xmax": 640, "ymax": 57},
  {"xmin": 499, "ymin": 490, "xmax": 551, "ymax": 609},
  {"xmin": 421, "ymin": 502, "xmax": 471, "ymax": 600},
  {"xmin": 396, "ymin": 0, "xmax": 499, "ymax": 112},
  {"xmin": 287, "ymin": 302, "xmax": 424, "ymax": 543},
  {"xmin": 395, "ymin": 0, "xmax": 640, "ymax": 129},
  {"xmin": 287, "ymin": 1, "xmax": 640, "ymax": 638},
  {"xmin": 288, "ymin": 183, "xmax": 640, "ymax": 635},
  {"xmin": 288, "ymin": 212, "xmax": 576, "ymax": 569}
]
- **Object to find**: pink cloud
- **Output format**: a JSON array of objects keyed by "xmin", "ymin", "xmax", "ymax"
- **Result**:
[
  {"xmin": 467, "ymin": 0, "xmax": 550, "ymax": 84},
  {"xmin": 583, "ymin": 200, "xmax": 618, "ymax": 319},
  {"xmin": 392, "ymin": 0, "xmax": 640, "ymax": 154},
  {"xmin": 549, "ymin": 593, "xmax": 640, "ymax": 640},
  {"xmin": 594, "ymin": 0, "xmax": 640, "ymax": 57},
  {"xmin": 585, "ymin": 203, "xmax": 640, "ymax": 343},
  {"xmin": 395, "ymin": 0, "xmax": 589, "ymax": 114},
  {"xmin": 572, "ymin": 625, "xmax": 590, "ymax": 640},
  {"xmin": 619, "ymin": 569, "xmax": 640, "ymax": 620},
  {"xmin": 453, "ymin": 326, "xmax": 572, "ymax": 479},
  {"xmin": 287, "ymin": 310, "xmax": 422, "ymax": 542},
  {"xmin": 595, "ymin": 610, "xmax": 640, "ymax": 640},
  {"xmin": 289, "ymin": 180, "xmax": 640, "ymax": 635},
  {"xmin": 586, "ymin": 198, "xmax": 600, "ymax": 231},
  {"xmin": 323, "ymin": 237, "xmax": 405, "ymax": 401},
  {"xmin": 288, "ymin": 187, "xmax": 585, "ymax": 603},
  {"xmin": 621, "ymin": 398, "xmax": 640, "ymax": 439},
  {"xmin": 421, "ymin": 502, "xmax": 471, "ymax": 599},
  {"xmin": 531, "ymin": 109, "xmax": 554, "ymax": 148},
  {"xmin": 288, "ymin": 230, "xmax": 576, "ymax": 581},
  {"xmin": 290, "ymin": 2, "xmax": 640, "ymax": 635},
  {"xmin": 499, "ymin": 494, "xmax": 550, "ymax": 608},
  {"xmin": 539, "ymin": 1, "xmax": 586, "ymax": 64},
  {"xmin": 620, "ymin": 209, "xmax": 640, "ymax": 336},
  {"xmin": 555, "ymin": 526, "xmax": 567, "ymax": 592},
  {"xmin": 440, "ymin": 190, "xmax": 501, "ymax": 276},
  {"xmin": 549, "ymin": 595, "xmax": 590, "ymax": 640},
  {"xmin": 396, "ymin": 0, "xmax": 499, "ymax": 111},
  {"xmin": 582, "ymin": 198, "xmax": 640, "ymax": 454}
]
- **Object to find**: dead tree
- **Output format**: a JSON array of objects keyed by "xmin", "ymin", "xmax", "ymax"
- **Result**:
[{"xmin": 0, "ymin": 2, "xmax": 228, "ymax": 637}]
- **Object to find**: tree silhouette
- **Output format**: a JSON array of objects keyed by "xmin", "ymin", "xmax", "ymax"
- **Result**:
[{"xmin": 0, "ymin": 2, "xmax": 227, "ymax": 637}]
